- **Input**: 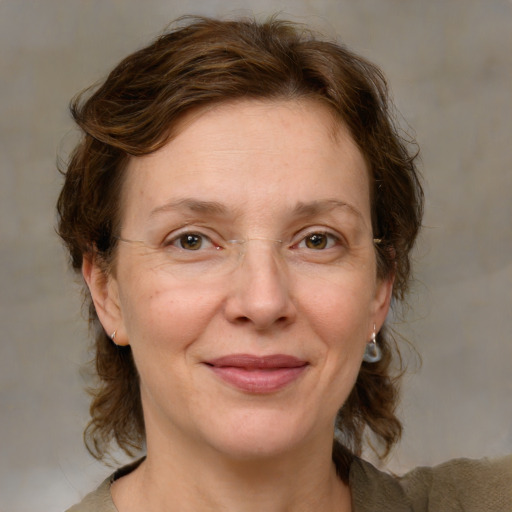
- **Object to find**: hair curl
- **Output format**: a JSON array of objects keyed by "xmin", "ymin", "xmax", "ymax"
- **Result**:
[{"xmin": 57, "ymin": 16, "xmax": 423, "ymax": 475}]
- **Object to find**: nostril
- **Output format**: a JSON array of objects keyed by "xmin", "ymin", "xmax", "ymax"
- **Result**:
[{"xmin": 234, "ymin": 316, "xmax": 251, "ymax": 325}]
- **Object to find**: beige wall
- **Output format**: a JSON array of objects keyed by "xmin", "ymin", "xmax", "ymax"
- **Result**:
[{"xmin": 1, "ymin": 0, "xmax": 511, "ymax": 510}]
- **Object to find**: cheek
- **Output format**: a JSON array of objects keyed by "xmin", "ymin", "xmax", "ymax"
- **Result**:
[
  {"xmin": 295, "ymin": 273, "xmax": 375, "ymax": 383},
  {"xmin": 118, "ymin": 275, "xmax": 221, "ymax": 354},
  {"xmin": 298, "ymin": 272, "xmax": 376, "ymax": 337}
]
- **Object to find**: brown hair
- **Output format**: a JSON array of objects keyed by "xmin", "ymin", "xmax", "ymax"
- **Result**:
[{"xmin": 57, "ymin": 16, "xmax": 423, "ymax": 473}]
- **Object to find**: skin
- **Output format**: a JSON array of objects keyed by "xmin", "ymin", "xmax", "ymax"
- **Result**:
[{"xmin": 83, "ymin": 99, "xmax": 393, "ymax": 512}]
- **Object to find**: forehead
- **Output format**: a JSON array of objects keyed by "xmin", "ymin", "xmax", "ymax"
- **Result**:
[
  {"xmin": 170, "ymin": 99, "xmax": 354, "ymax": 156},
  {"xmin": 121, "ymin": 99, "xmax": 371, "ymax": 228}
]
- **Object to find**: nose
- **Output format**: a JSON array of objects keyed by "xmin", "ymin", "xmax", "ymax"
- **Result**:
[{"xmin": 224, "ymin": 240, "xmax": 296, "ymax": 330}]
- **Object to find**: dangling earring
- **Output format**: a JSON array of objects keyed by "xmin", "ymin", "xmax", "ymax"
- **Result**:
[
  {"xmin": 363, "ymin": 324, "xmax": 382, "ymax": 363},
  {"xmin": 110, "ymin": 330, "xmax": 118, "ymax": 344}
]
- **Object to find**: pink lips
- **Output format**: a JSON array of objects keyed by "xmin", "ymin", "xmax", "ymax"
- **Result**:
[{"xmin": 205, "ymin": 354, "xmax": 308, "ymax": 393}]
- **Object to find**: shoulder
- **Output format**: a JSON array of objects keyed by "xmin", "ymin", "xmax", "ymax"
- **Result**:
[
  {"xmin": 350, "ymin": 455, "xmax": 512, "ymax": 512},
  {"xmin": 65, "ymin": 476, "xmax": 114, "ymax": 512},
  {"xmin": 399, "ymin": 455, "xmax": 512, "ymax": 512},
  {"xmin": 65, "ymin": 459, "xmax": 144, "ymax": 512}
]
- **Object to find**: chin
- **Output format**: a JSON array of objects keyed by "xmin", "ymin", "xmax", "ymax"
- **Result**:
[{"xmin": 197, "ymin": 407, "xmax": 322, "ymax": 461}]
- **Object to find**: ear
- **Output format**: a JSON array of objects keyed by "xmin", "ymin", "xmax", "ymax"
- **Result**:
[
  {"xmin": 370, "ymin": 274, "xmax": 394, "ymax": 336},
  {"xmin": 82, "ymin": 254, "xmax": 129, "ymax": 346}
]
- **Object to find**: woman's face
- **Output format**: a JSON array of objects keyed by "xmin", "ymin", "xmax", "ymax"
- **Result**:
[{"xmin": 87, "ymin": 100, "xmax": 392, "ymax": 459}]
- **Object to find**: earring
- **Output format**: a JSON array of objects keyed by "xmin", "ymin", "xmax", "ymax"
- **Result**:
[
  {"xmin": 110, "ymin": 330, "xmax": 117, "ymax": 344},
  {"xmin": 363, "ymin": 324, "xmax": 382, "ymax": 363}
]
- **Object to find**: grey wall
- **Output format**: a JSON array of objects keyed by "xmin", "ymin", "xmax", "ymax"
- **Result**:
[{"xmin": 1, "ymin": 1, "xmax": 511, "ymax": 510}]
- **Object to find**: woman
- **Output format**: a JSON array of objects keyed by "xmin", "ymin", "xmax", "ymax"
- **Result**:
[{"xmin": 58, "ymin": 16, "xmax": 511, "ymax": 512}]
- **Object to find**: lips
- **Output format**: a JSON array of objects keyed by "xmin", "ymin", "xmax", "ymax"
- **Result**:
[{"xmin": 204, "ymin": 354, "xmax": 309, "ymax": 393}]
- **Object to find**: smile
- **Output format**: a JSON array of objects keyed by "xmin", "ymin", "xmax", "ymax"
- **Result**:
[{"xmin": 204, "ymin": 354, "xmax": 309, "ymax": 393}]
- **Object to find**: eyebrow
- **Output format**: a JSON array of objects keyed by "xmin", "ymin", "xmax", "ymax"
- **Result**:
[
  {"xmin": 148, "ymin": 198, "xmax": 364, "ymax": 222},
  {"xmin": 149, "ymin": 198, "xmax": 230, "ymax": 218},
  {"xmin": 292, "ymin": 199, "xmax": 364, "ymax": 221}
]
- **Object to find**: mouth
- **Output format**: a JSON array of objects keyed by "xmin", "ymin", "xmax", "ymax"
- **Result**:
[{"xmin": 204, "ymin": 354, "xmax": 309, "ymax": 393}]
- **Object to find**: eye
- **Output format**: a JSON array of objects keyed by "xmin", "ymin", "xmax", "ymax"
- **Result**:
[
  {"xmin": 168, "ymin": 232, "xmax": 215, "ymax": 251},
  {"xmin": 297, "ymin": 232, "xmax": 339, "ymax": 250}
]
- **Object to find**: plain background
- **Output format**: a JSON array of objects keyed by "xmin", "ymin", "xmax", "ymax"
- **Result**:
[{"xmin": 1, "ymin": 0, "xmax": 511, "ymax": 510}]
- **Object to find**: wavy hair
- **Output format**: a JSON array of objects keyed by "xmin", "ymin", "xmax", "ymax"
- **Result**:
[{"xmin": 57, "ymin": 16, "xmax": 423, "ymax": 476}]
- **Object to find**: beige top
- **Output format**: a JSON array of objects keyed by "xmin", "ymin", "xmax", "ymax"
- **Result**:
[{"xmin": 66, "ymin": 455, "xmax": 512, "ymax": 512}]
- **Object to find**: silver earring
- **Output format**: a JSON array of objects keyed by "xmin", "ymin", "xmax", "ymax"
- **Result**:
[
  {"xmin": 110, "ymin": 330, "xmax": 117, "ymax": 343},
  {"xmin": 363, "ymin": 324, "xmax": 382, "ymax": 363}
]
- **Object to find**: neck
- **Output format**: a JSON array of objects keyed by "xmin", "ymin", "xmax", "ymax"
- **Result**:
[{"xmin": 112, "ymin": 427, "xmax": 352, "ymax": 512}]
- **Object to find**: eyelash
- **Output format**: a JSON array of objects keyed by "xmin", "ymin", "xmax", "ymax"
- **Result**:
[
  {"xmin": 294, "ymin": 231, "xmax": 342, "ymax": 251},
  {"xmin": 164, "ymin": 231, "xmax": 218, "ymax": 251},
  {"xmin": 163, "ymin": 229, "xmax": 345, "ymax": 252}
]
